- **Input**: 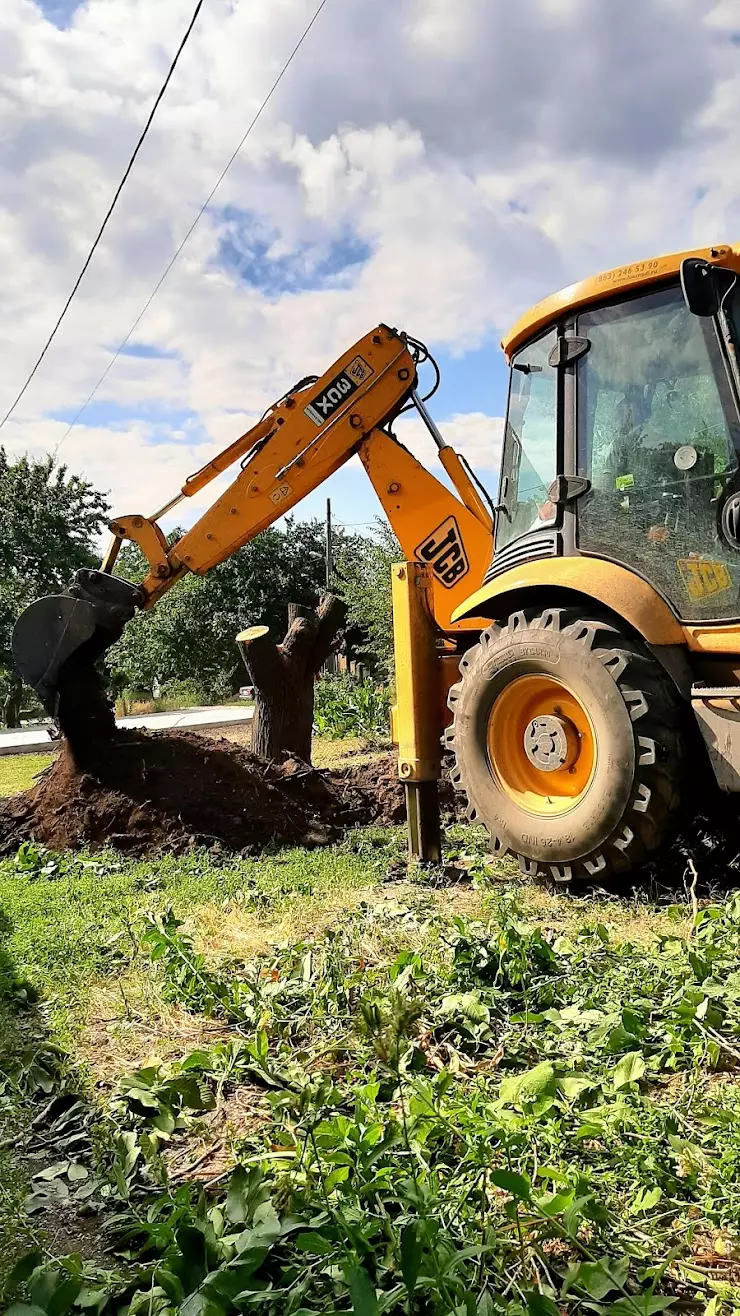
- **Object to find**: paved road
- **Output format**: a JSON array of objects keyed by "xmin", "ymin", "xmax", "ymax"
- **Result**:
[{"xmin": 0, "ymin": 704, "xmax": 254, "ymax": 757}]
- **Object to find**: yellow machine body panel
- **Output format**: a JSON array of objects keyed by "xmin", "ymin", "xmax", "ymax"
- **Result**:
[
  {"xmin": 450, "ymin": 557, "xmax": 686, "ymax": 647},
  {"xmin": 502, "ymin": 242, "xmax": 740, "ymax": 359},
  {"xmin": 684, "ymin": 623, "xmax": 740, "ymax": 654},
  {"xmin": 359, "ymin": 428, "xmax": 492, "ymax": 632}
]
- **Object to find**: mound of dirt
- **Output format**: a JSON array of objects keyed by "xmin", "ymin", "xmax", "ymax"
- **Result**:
[{"xmin": 0, "ymin": 733, "xmax": 441, "ymax": 858}]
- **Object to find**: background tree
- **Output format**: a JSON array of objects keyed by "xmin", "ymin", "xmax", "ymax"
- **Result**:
[
  {"xmin": 334, "ymin": 519, "xmax": 400, "ymax": 680},
  {"xmin": 111, "ymin": 517, "xmax": 332, "ymax": 701},
  {"xmin": 0, "ymin": 449, "xmax": 109, "ymax": 726},
  {"xmin": 110, "ymin": 514, "xmax": 402, "ymax": 707}
]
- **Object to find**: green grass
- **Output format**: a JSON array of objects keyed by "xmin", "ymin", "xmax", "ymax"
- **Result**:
[
  {"xmin": 0, "ymin": 751, "xmax": 54, "ymax": 797},
  {"xmin": 3, "ymin": 740, "xmax": 740, "ymax": 1314},
  {"xmin": 0, "ymin": 834, "xmax": 401, "ymax": 1028},
  {"xmin": 3, "ymin": 831, "xmax": 740, "ymax": 1314}
]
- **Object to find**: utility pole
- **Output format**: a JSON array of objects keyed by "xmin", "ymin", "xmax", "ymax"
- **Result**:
[{"xmin": 325, "ymin": 497, "xmax": 332, "ymax": 589}]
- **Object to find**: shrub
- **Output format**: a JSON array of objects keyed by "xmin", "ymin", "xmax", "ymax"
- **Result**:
[{"xmin": 313, "ymin": 672, "xmax": 390, "ymax": 738}]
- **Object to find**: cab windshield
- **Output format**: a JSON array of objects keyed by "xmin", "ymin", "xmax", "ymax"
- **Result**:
[{"xmin": 497, "ymin": 329, "xmax": 558, "ymax": 552}]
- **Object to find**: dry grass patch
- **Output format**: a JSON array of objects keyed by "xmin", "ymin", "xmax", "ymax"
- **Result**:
[
  {"xmin": 80, "ymin": 967, "xmax": 231, "ymax": 1087},
  {"xmin": 493, "ymin": 879, "xmax": 693, "ymax": 944}
]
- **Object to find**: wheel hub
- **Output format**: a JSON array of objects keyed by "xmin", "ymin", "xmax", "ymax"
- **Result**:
[
  {"xmin": 523, "ymin": 713, "xmax": 579, "ymax": 773},
  {"xmin": 486, "ymin": 673, "xmax": 595, "ymax": 816}
]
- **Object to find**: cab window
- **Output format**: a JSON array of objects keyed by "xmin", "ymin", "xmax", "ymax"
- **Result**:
[{"xmin": 577, "ymin": 284, "xmax": 740, "ymax": 620}]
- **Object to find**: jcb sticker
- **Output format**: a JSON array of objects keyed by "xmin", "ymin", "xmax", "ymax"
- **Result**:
[
  {"xmin": 304, "ymin": 356, "xmax": 373, "ymax": 427},
  {"xmin": 269, "ymin": 482, "xmax": 292, "ymax": 506},
  {"xmin": 677, "ymin": 557, "xmax": 732, "ymax": 600},
  {"xmin": 415, "ymin": 516, "xmax": 469, "ymax": 588},
  {"xmin": 345, "ymin": 355, "xmax": 374, "ymax": 385}
]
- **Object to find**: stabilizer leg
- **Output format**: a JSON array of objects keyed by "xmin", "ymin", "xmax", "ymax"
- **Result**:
[{"xmin": 391, "ymin": 561, "xmax": 443, "ymax": 863}]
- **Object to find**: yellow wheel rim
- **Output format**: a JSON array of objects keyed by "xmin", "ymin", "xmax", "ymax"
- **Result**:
[{"xmin": 487, "ymin": 674, "xmax": 596, "ymax": 816}]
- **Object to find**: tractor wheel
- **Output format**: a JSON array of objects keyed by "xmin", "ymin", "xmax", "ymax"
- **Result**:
[{"xmin": 445, "ymin": 607, "xmax": 688, "ymax": 882}]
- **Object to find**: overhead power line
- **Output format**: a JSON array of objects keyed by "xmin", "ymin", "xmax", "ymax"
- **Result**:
[
  {"xmin": 53, "ymin": 0, "xmax": 331, "ymax": 454},
  {"xmin": 1, "ymin": 0, "xmax": 205, "ymax": 432}
]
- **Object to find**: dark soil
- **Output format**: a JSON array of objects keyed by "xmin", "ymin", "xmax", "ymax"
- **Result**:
[{"xmin": 0, "ymin": 733, "xmax": 454, "ymax": 858}]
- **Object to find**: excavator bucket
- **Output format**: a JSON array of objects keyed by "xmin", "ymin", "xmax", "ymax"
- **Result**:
[{"xmin": 12, "ymin": 570, "xmax": 142, "ymax": 744}]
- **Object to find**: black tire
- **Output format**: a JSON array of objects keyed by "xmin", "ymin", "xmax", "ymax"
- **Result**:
[{"xmin": 445, "ymin": 607, "xmax": 688, "ymax": 883}]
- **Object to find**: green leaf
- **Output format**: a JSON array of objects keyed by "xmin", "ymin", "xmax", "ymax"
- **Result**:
[
  {"xmin": 225, "ymin": 1165, "xmax": 269, "ymax": 1227},
  {"xmin": 535, "ymin": 1189, "xmax": 574, "ymax": 1217},
  {"xmin": 559, "ymin": 1073, "xmax": 594, "ymax": 1101},
  {"xmin": 67, "ymin": 1163, "xmax": 89, "ymax": 1182},
  {"xmin": 76, "ymin": 1289, "xmax": 109, "ymax": 1310},
  {"xmin": 151, "ymin": 1107, "xmax": 176, "ymax": 1135},
  {"xmin": 564, "ymin": 1256, "xmax": 630, "ymax": 1300},
  {"xmin": 400, "ymin": 1223, "xmax": 422, "ymax": 1295},
  {"xmin": 526, "ymin": 1291, "xmax": 560, "ymax": 1316},
  {"xmin": 46, "ymin": 1277, "xmax": 84, "ymax": 1316},
  {"xmin": 632, "ymin": 1185, "xmax": 662, "ymax": 1214},
  {"xmin": 34, "ymin": 1161, "xmax": 70, "ymax": 1182},
  {"xmin": 345, "ymin": 1265, "xmax": 379, "ymax": 1316},
  {"xmin": 609, "ymin": 1298, "xmax": 675, "ymax": 1316},
  {"xmin": 294, "ymin": 1232, "xmax": 334, "ymax": 1255},
  {"xmin": 490, "ymin": 1169, "xmax": 532, "ymax": 1200},
  {"xmin": 7, "ymin": 1253, "xmax": 43, "ymax": 1288},
  {"xmin": 500, "ymin": 1061, "xmax": 556, "ymax": 1105},
  {"xmin": 324, "ymin": 1166, "xmax": 350, "ymax": 1192},
  {"xmin": 613, "ymin": 1051, "xmax": 647, "ymax": 1090},
  {"xmin": 5, "ymin": 1307, "xmax": 49, "ymax": 1316},
  {"xmin": 226, "ymin": 1165, "xmax": 250, "ymax": 1226}
]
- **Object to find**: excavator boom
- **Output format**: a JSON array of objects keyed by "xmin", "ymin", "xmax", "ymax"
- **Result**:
[{"xmin": 11, "ymin": 324, "xmax": 493, "ymax": 740}]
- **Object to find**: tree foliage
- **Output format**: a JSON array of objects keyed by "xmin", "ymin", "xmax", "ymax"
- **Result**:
[
  {"xmin": 110, "ymin": 518, "xmax": 331, "ymax": 700},
  {"xmin": 334, "ymin": 518, "xmax": 400, "ymax": 680},
  {"xmin": 111, "ymin": 516, "xmax": 401, "ymax": 701},
  {"xmin": 0, "ymin": 449, "xmax": 109, "ymax": 717}
]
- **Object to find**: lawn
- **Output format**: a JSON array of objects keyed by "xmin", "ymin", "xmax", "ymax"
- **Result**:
[
  {"xmin": 2, "ymin": 746, "xmax": 740, "ymax": 1315},
  {"xmin": 0, "ymin": 750, "xmax": 54, "ymax": 797}
]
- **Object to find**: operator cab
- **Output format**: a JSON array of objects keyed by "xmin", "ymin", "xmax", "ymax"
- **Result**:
[{"xmin": 494, "ymin": 246, "xmax": 740, "ymax": 622}]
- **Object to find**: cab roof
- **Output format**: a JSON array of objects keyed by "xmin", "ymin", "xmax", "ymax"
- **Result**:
[{"xmin": 502, "ymin": 242, "xmax": 740, "ymax": 360}]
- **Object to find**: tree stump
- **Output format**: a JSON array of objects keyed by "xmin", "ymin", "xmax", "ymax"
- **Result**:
[{"xmin": 237, "ymin": 594, "xmax": 347, "ymax": 763}]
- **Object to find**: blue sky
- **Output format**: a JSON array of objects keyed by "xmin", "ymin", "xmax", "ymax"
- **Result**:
[{"xmin": 37, "ymin": 0, "xmax": 79, "ymax": 26}]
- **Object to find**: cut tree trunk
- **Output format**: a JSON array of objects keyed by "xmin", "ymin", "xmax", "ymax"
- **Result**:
[{"xmin": 238, "ymin": 594, "xmax": 347, "ymax": 763}]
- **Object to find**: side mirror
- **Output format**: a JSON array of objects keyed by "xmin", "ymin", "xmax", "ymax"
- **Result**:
[{"xmin": 681, "ymin": 257, "xmax": 722, "ymax": 317}]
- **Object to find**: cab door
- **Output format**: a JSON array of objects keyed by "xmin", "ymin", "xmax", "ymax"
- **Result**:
[{"xmin": 575, "ymin": 283, "xmax": 740, "ymax": 621}]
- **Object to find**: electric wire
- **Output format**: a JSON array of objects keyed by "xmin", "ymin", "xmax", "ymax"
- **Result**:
[
  {"xmin": 1, "ymin": 0, "xmax": 205, "ymax": 432},
  {"xmin": 52, "ymin": 0, "xmax": 331, "ymax": 456}
]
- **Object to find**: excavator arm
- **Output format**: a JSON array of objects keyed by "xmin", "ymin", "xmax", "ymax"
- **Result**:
[{"xmin": 12, "ymin": 324, "xmax": 495, "ymax": 732}]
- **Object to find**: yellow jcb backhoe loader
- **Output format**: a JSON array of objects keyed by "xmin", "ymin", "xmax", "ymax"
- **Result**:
[{"xmin": 13, "ymin": 243, "xmax": 740, "ymax": 881}]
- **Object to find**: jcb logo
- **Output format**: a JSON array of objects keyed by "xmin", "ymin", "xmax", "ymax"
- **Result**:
[{"xmin": 416, "ymin": 516, "xmax": 469, "ymax": 588}]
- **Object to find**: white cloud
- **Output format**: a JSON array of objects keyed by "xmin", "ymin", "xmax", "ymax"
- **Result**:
[
  {"xmin": 0, "ymin": 0, "xmax": 737, "ymax": 538},
  {"xmin": 395, "ymin": 411, "xmax": 504, "ymax": 483}
]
